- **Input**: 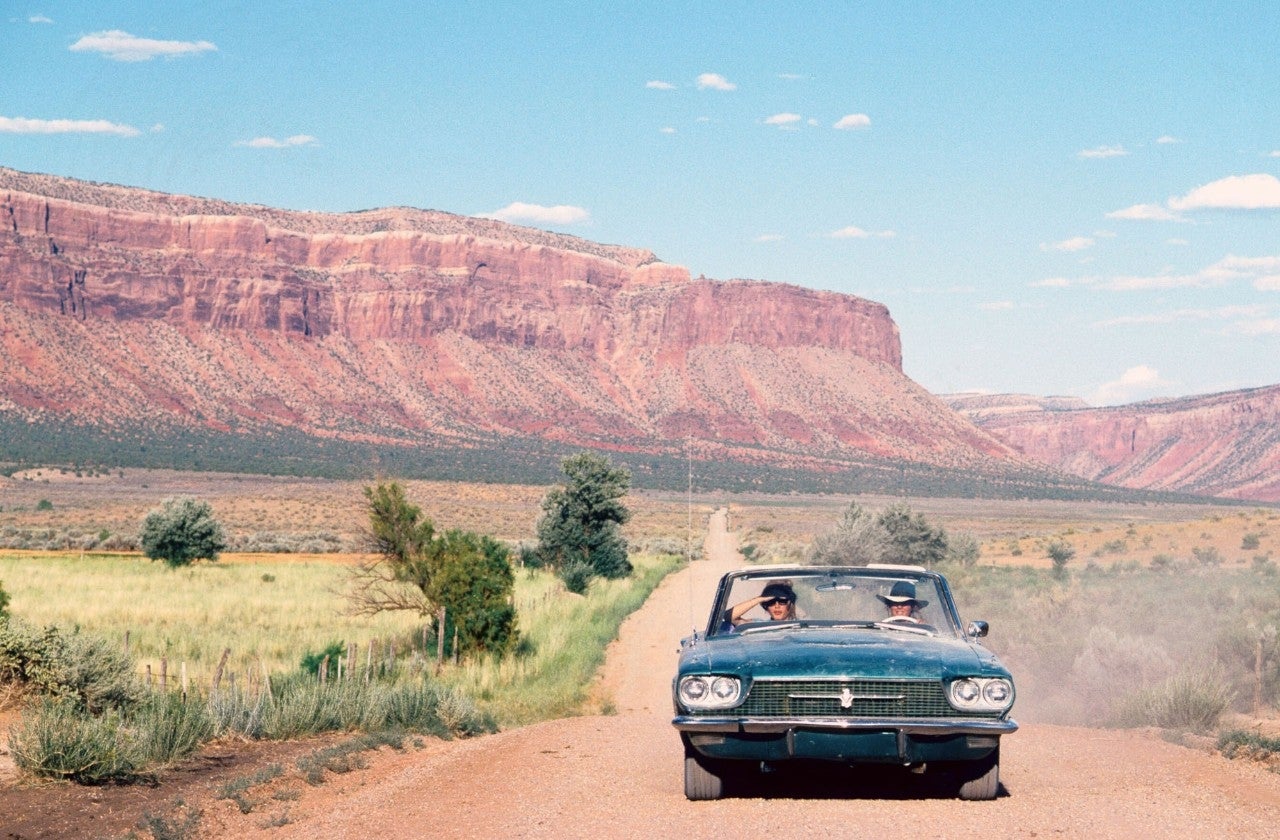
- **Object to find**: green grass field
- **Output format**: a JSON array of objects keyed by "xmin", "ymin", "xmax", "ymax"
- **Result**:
[{"xmin": 0, "ymin": 550, "xmax": 679, "ymax": 726}]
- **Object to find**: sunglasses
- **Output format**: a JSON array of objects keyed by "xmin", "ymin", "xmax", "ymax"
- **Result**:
[{"xmin": 763, "ymin": 597, "xmax": 792, "ymax": 607}]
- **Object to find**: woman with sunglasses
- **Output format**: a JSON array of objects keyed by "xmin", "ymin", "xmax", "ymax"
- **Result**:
[{"xmin": 727, "ymin": 581, "xmax": 797, "ymax": 626}]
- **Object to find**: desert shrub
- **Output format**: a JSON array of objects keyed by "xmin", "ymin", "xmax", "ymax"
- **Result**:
[
  {"xmin": 8, "ymin": 698, "xmax": 144, "ymax": 783},
  {"xmin": 0, "ymin": 620, "xmax": 141, "ymax": 713},
  {"xmin": 140, "ymin": 496, "xmax": 227, "ymax": 568},
  {"xmin": 1067, "ymin": 627, "xmax": 1175, "ymax": 721},
  {"xmin": 806, "ymin": 502, "xmax": 889, "ymax": 566},
  {"xmin": 0, "ymin": 579, "xmax": 9, "ymax": 619},
  {"xmin": 35, "ymin": 499, "xmax": 53, "ymax": 511},
  {"xmin": 1046, "ymin": 539, "xmax": 1075, "ymax": 577},
  {"xmin": 1218, "ymin": 729, "xmax": 1280, "ymax": 761},
  {"xmin": 944, "ymin": 532, "xmax": 981, "ymax": 567},
  {"xmin": 1243, "ymin": 533, "xmax": 1262, "ymax": 550},
  {"xmin": 132, "ymin": 691, "xmax": 215, "ymax": 766},
  {"xmin": 1111, "ymin": 667, "xmax": 1234, "ymax": 732},
  {"xmin": 643, "ymin": 536, "xmax": 686, "ymax": 557},
  {"xmin": 1193, "ymin": 546, "xmax": 1222, "ymax": 567},
  {"xmin": 1150, "ymin": 553, "xmax": 1177, "ymax": 571}
]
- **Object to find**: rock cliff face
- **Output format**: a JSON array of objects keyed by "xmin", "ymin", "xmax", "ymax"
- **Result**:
[
  {"xmin": 944, "ymin": 388, "xmax": 1280, "ymax": 502},
  {"xmin": 0, "ymin": 167, "xmax": 1022, "ymax": 474}
]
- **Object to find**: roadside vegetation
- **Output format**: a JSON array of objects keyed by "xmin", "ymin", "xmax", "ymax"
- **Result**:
[{"xmin": 0, "ymin": 459, "xmax": 684, "ymax": 786}]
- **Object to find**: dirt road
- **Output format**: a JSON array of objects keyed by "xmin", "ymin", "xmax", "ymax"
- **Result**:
[{"xmin": 209, "ymin": 508, "xmax": 1280, "ymax": 839}]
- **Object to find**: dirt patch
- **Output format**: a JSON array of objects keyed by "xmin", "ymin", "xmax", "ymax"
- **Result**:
[{"xmin": 0, "ymin": 733, "xmax": 363, "ymax": 840}]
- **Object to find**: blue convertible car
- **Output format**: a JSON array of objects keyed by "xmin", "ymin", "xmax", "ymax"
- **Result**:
[{"xmin": 673, "ymin": 565, "xmax": 1016, "ymax": 800}]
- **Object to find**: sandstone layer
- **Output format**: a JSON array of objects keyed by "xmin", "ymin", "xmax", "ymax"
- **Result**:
[
  {"xmin": 944, "ymin": 388, "xmax": 1280, "ymax": 502},
  {"xmin": 1, "ymin": 167, "xmax": 1025, "ymax": 476}
]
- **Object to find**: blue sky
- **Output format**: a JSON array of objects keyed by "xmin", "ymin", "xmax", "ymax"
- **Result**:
[{"xmin": 4, "ymin": 2, "xmax": 1278, "ymax": 405}]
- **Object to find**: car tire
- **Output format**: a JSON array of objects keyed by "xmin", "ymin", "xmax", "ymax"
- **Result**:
[
  {"xmin": 954, "ymin": 745, "xmax": 1000, "ymax": 801},
  {"xmin": 683, "ymin": 750, "xmax": 729, "ymax": 800}
]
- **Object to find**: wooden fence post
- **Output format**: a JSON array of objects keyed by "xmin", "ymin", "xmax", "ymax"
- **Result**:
[
  {"xmin": 365, "ymin": 639, "xmax": 374, "ymax": 683},
  {"xmin": 437, "ymin": 606, "xmax": 446, "ymax": 666},
  {"xmin": 160, "ymin": 657, "xmax": 168, "ymax": 691},
  {"xmin": 212, "ymin": 648, "xmax": 231, "ymax": 692},
  {"xmin": 181, "ymin": 662, "xmax": 188, "ymax": 701},
  {"xmin": 320, "ymin": 654, "xmax": 329, "ymax": 685}
]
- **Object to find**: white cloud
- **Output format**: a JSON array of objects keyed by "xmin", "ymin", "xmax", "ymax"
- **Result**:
[
  {"xmin": 234, "ymin": 134, "xmax": 317, "ymax": 149},
  {"xmin": 1078, "ymin": 144, "xmax": 1128, "ymax": 159},
  {"xmin": 28, "ymin": 15, "xmax": 53, "ymax": 24},
  {"xmin": 754, "ymin": 234, "xmax": 784, "ymax": 243},
  {"xmin": 764, "ymin": 112, "xmax": 802, "ymax": 127},
  {"xmin": 1090, "ymin": 365, "xmax": 1171, "ymax": 406},
  {"xmin": 0, "ymin": 115, "xmax": 139, "ymax": 136},
  {"xmin": 646, "ymin": 80, "xmax": 675, "ymax": 90},
  {"xmin": 69, "ymin": 30, "xmax": 217, "ymax": 62},
  {"xmin": 1156, "ymin": 135, "xmax": 1180, "ymax": 144},
  {"xmin": 979, "ymin": 300, "xmax": 1015, "ymax": 311},
  {"xmin": 1043, "ymin": 236, "xmax": 1094, "ymax": 252},
  {"xmin": 778, "ymin": 73, "xmax": 805, "ymax": 81},
  {"xmin": 659, "ymin": 126, "xmax": 676, "ymax": 134},
  {"xmin": 834, "ymin": 113, "xmax": 871, "ymax": 130},
  {"xmin": 1106, "ymin": 203, "xmax": 1184, "ymax": 222},
  {"xmin": 1269, "ymin": 150, "xmax": 1280, "ymax": 158},
  {"xmin": 477, "ymin": 202, "xmax": 590, "ymax": 226},
  {"xmin": 696, "ymin": 72, "xmax": 736, "ymax": 91},
  {"xmin": 1168, "ymin": 173, "xmax": 1280, "ymax": 210},
  {"xmin": 1257, "ymin": 275, "xmax": 1280, "ymax": 291},
  {"xmin": 1166, "ymin": 238, "xmax": 1189, "ymax": 246},
  {"xmin": 1030, "ymin": 277, "xmax": 1073, "ymax": 288},
  {"xmin": 830, "ymin": 225, "xmax": 895, "ymax": 239}
]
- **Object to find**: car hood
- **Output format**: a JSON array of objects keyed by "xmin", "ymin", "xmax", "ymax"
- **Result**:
[{"xmin": 681, "ymin": 628, "xmax": 1008, "ymax": 681}]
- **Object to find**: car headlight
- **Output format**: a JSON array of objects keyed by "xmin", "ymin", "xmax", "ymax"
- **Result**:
[
  {"xmin": 677, "ymin": 675, "xmax": 743, "ymax": 710},
  {"xmin": 948, "ymin": 677, "xmax": 1014, "ymax": 712}
]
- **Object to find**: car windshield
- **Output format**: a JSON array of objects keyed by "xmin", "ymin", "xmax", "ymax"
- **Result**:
[{"xmin": 710, "ymin": 569, "xmax": 957, "ymax": 637}]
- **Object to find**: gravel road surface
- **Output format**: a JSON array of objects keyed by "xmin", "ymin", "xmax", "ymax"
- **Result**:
[{"xmin": 205, "ymin": 509, "xmax": 1280, "ymax": 839}]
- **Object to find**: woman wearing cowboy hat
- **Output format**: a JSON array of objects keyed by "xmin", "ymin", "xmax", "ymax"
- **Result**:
[{"xmin": 877, "ymin": 580, "xmax": 929, "ymax": 625}]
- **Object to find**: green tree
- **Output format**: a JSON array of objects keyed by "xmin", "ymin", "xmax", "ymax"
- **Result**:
[
  {"xmin": 536, "ymin": 453, "xmax": 633, "ymax": 587},
  {"xmin": 0, "ymin": 579, "xmax": 9, "ymax": 620},
  {"xmin": 139, "ymin": 497, "xmax": 227, "ymax": 568},
  {"xmin": 877, "ymin": 503, "xmax": 948, "ymax": 567},
  {"xmin": 430, "ymin": 531, "xmax": 518, "ymax": 655},
  {"xmin": 349, "ymin": 482, "xmax": 518, "ymax": 657}
]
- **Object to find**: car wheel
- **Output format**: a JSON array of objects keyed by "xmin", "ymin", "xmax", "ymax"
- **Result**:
[
  {"xmin": 684, "ymin": 750, "xmax": 730, "ymax": 800},
  {"xmin": 954, "ymin": 745, "xmax": 1000, "ymax": 801}
]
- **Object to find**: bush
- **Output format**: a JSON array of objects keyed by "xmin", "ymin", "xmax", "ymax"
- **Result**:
[
  {"xmin": 558, "ymin": 559, "xmax": 594, "ymax": 595},
  {"xmin": 1112, "ymin": 668, "xmax": 1234, "ymax": 732},
  {"xmin": 945, "ymin": 532, "xmax": 981, "ymax": 567},
  {"xmin": 300, "ymin": 641, "xmax": 347, "ymax": 679},
  {"xmin": 140, "ymin": 497, "xmax": 228, "ymax": 568},
  {"xmin": 0, "ymin": 620, "xmax": 141, "ymax": 713},
  {"xmin": 1242, "ymin": 533, "xmax": 1262, "ymax": 550},
  {"xmin": 0, "ymin": 579, "xmax": 9, "ymax": 620},
  {"xmin": 1046, "ymin": 539, "xmax": 1075, "ymax": 576},
  {"xmin": 8, "ymin": 698, "xmax": 144, "ymax": 783}
]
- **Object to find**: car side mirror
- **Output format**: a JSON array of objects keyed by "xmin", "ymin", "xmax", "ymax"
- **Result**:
[
  {"xmin": 966, "ymin": 620, "xmax": 989, "ymax": 638},
  {"xmin": 679, "ymin": 631, "xmax": 701, "ymax": 650}
]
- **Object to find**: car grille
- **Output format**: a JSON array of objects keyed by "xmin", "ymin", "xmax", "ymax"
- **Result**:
[{"xmin": 714, "ymin": 678, "xmax": 1003, "ymax": 719}]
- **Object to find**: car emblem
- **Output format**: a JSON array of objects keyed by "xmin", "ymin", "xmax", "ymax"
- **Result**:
[{"xmin": 838, "ymin": 686, "xmax": 856, "ymax": 709}]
